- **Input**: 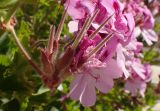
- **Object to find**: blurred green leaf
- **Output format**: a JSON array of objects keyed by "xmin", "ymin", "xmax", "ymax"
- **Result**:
[
  {"xmin": 0, "ymin": 0, "xmax": 18, "ymax": 8},
  {"xmin": 0, "ymin": 55, "xmax": 11, "ymax": 66}
]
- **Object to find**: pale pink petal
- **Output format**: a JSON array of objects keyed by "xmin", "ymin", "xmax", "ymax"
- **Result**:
[
  {"xmin": 134, "ymin": 27, "xmax": 141, "ymax": 37},
  {"xmin": 142, "ymin": 29, "xmax": 158, "ymax": 46},
  {"xmin": 125, "ymin": 78, "xmax": 147, "ymax": 97},
  {"xmin": 124, "ymin": 13, "xmax": 135, "ymax": 35},
  {"xmin": 116, "ymin": 44, "xmax": 130, "ymax": 78},
  {"xmin": 64, "ymin": 0, "xmax": 85, "ymax": 20},
  {"xmin": 139, "ymin": 82, "xmax": 147, "ymax": 97},
  {"xmin": 132, "ymin": 61, "xmax": 146, "ymax": 79},
  {"xmin": 99, "ymin": 36, "xmax": 119, "ymax": 62},
  {"xmin": 101, "ymin": 0, "xmax": 115, "ymax": 14},
  {"xmin": 80, "ymin": 0, "xmax": 96, "ymax": 14},
  {"xmin": 105, "ymin": 59, "xmax": 123, "ymax": 78},
  {"xmin": 114, "ymin": 15, "xmax": 128, "ymax": 34},
  {"xmin": 95, "ymin": 78, "xmax": 114, "ymax": 93},
  {"xmin": 69, "ymin": 74, "xmax": 86, "ymax": 100},
  {"xmin": 67, "ymin": 7, "xmax": 86, "ymax": 20},
  {"xmin": 68, "ymin": 21, "xmax": 79, "ymax": 33},
  {"xmin": 124, "ymin": 79, "xmax": 137, "ymax": 96},
  {"xmin": 80, "ymin": 77, "xmax": 96, "ymax": 107}
]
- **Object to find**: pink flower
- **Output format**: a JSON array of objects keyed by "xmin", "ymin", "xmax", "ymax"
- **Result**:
[
  {"xmin": 124, "ymin": 64, "xmax": 152, "ymax": 97},
  {"xmin": 125, "ymin": 77, "xmax": 147, "ymax": 97},
  {"xmin": 62, "ymin": 0, "xmax": 157, "ymax": 107},
  {"xmin": 70, "ymin": 31, "xmax": 102, "ymax": 71},
  {"xmin": 116, "ymin": 38, "xmax": 145, "ymax": 79},
  {"xmin": 116, "ymin": 43, "xmax": 130, "ymax": 78},
  {"xmin": 64, "ymin": 0, "xmax": 98, "ymax": 20},
  {"xmin": 141, "ymin": 29, "xmax": 158, "ymax": 46},
  {"xmin": 69, "ymin": 57, "xmax": 122, "ymax": 107},
  {"xmin": 98, "ymin": 35, "xmax": 119, "ymax": 62},
  {"xmin": 131, "ymin": 59, "xmax": 146, "ymax": 80},
  {"xmin": 124, "ymin": 0, "xmax": 158, "ymax": 45}
]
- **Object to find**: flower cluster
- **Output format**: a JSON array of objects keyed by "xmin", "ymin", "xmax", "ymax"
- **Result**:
[
  {"xmin": 38, "ymin": 0, "xmax": 158, "ymax": 107},
  {"xmin": 62, "ymin": 0, "xmax": 158, "ymax": 107}
]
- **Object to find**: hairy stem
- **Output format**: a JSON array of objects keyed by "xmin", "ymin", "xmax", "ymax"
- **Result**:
[
  {"xmin": 47, "ymin": 25, "xmax": 55, "ymax": 54},
  {"xmin": 9, "ymin": 26, "xmax": 44, "ymax": 76},
  {"xmin": 52, "ymin": 9, "xmax": 68, "ymax": 60},
  {"xmin": 55, "ymin": 9, "xmax": 67, "ymax": 41}
]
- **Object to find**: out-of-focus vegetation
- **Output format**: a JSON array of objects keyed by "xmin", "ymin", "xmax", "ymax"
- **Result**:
[{"xmin": 0, "ymin": 0, "xmax": 160, "ymax": 111}]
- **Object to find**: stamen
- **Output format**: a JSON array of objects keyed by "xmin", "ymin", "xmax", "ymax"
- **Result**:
[
  {"xmin": 88, "ymin": 33, "xmax": 114, "ymax": 58},
  {"xmin": 89, "ymin": 14, "xmax": 114, "ymax": 39}
]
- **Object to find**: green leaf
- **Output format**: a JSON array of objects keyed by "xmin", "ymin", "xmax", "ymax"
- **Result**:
[{"xmin": 0, "ymin": 55, "xmax": 11, "ymax": 66}]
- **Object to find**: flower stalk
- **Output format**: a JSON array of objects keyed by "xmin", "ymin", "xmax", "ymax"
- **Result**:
[
  {"xmin": 47, "ymin": 25, "xmax": 55, "ymax": 54},
  {"xmin": 52, "ymin": 8, "xmax": 68, "ymax": 59},
  {"xmin": 7, "ymin": 24, "xmax": 44, "ymax": 76}
]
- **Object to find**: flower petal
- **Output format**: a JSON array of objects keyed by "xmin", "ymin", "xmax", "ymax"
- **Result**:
[
  {"xmin": 80, "ymin": 77, "xmax": 96, "ymax": 107},
  {"xmin": 105, "ymin": 59, "xmax": 123, "ymax": 78},
  {"xmin": 69, "ymin": 74, "xmax": 86, "ymax": 100},
  {"xmin": 116, "ymin": 44, "xmax": 130, "ymax": 78},
  {"xmin": 96, "ymin": 78, "xmax": 114, "ymax": 93},
  {"xmin": 68, "ymin": 21, "xmax": 79, "ymax": 33}
]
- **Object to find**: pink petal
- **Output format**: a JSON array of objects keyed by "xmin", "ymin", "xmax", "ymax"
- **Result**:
[
  {"xmin": 142, "ymin": 29, "xmax": 158, "ymax": 46},
  {"xmin": 80, "ymin": 77, "xmax": 96, "ymax": 107},
  {"xmin": 132, "ymin": 60, "xmax": 145, "ymax": 79},
  {"xmin": 64, "ymin": 0, "xmax": 85, "ymax": 20},
  {"xmin": 101, "ymin": 0, "xmax": 115, "ymax": 14},
  {"xmin": 80, "ymin": 0, "xmax": 96, "ymax": 14},
  {"xmin": 124, "ymin": 79, "xmax": 137, "ymax": 96},
  {"xmin": 105, "ymin": 59, "xmax": 123, "ymax": 78},
  {"xmin": 69, "ymin": 74, "xmax": 86, "ymax": 100},
  {"xmin": 99, "ymin": 36, "xmax": 119, "ymax": 62},
  {"xmin": 124, "ymin": 13, "xmax": 135, "ymax": 35},
  {"xmin": 125, "ymin": 78, "xmax": 147, "ymax": 97},
  {"xmin": 95, "ymin": 78, "xmax": 114, "ymax": 93},
  {"xmin": 68, "ymin": 21, "xmax": 79, "ymax": 33},
  {"xmin": 116, "ymin": 44, "xmax": 130, "ymax": 78}
]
